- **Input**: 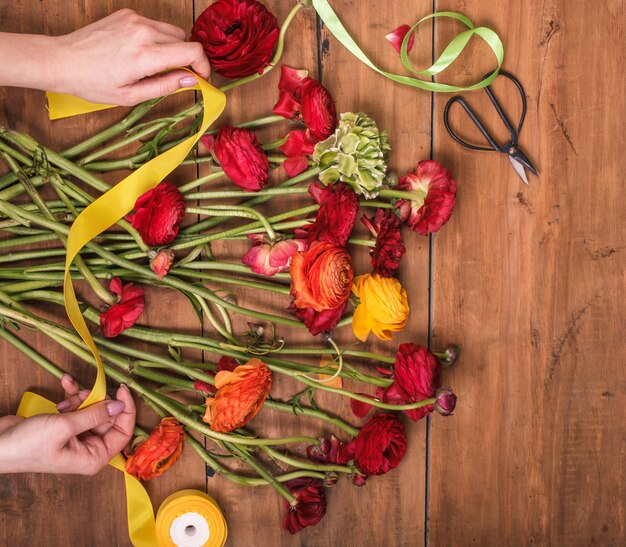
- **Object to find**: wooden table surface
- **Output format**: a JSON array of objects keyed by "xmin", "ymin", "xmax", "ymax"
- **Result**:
[{"xmin": 1, "ymin": 1, "xmax": 624, "ymax": 546}]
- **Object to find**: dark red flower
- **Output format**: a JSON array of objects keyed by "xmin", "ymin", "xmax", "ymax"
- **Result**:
[
  {"xmin": 354, "ymin": 413, "xmax": 407, "ymax": 476},
  {"xmin": 296, "ymin": 182, "xmax": 359, "ymax": 247},
  {"xmin": 99, "ymin": 278, "xmax": 145, "ymax": 338},
  {"xmin": 191, "ymin": 0, "xmax": 278, "ymax": 78},
  {"xmin": 291, "ymin": 302, "xmax": 347, "ymax": 336},
  {"xmin": 362, "ymin": 209, "xmax": 406, "ymax": 276},
  {"xmin": 434, "ymin": 387, "xmax": 457, "ymax": 416},
  {"xmin": 280, "ymin": 130, "xmax": 316, "ymax": 177},
  {"xmin": 273, "ymin": 66, "xmax": 337, "ymax": 141},
  {"xmin": 395, "ymin": 160, "xmax": 457, "ymax": 235},
  {"xmin": 213, "ymin": 126, "xmax": 269, "ymax": 191},
  {"xmin": 382, "ymin": 343, "xmax": 442, "ymax": 422},
  {"xmin": 282, "ymin": 478, "xmax": 326, "ymax": 534},
  {"xmin": 306, "ymin": 435, "xmax": 355, "ymax": 465},
  {"xmin": 127, "ymin": 182, "xmax": 185, "ymax": 246}
]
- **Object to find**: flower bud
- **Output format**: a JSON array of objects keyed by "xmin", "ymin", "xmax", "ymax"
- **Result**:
[
  {"xmin": 149, "ymin": 249, "xmax": 175, "ymax": 280},
  {"xmin": 434, "ymin": 387, "xmax": 457, "ymax": 416},
  {"xmin": 324, "ymin": 472, "xmax": 339, "ymax": 488},
  {"xmin": 352, "ymin": 473, "xmax": 367, "ymax": 487},
  {"xmin": 440, "ymin": 344, "xmax": 461, "ymax": 367}
]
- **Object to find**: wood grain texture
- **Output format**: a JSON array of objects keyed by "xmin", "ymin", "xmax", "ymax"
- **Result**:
[{"xmin": 428, "ymin": 1, "xmax": 625, "ymax": 546}]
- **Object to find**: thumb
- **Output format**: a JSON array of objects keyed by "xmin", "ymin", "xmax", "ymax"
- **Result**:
[
  {"xmin": 63, "ymin": 399, "xmax": 126, "ymax": 436},
  {"xmin": 122, "ymin": 70, "xmax": 197, "ymax": 105}
]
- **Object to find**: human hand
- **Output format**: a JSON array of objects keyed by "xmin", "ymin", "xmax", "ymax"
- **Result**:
[
  {"xmin": 50, "ymin": 9, "xmax": 211, "ymax": 105},
  {"xmin": 0, "ymin": 374, "xmax": 136, "ymax": 475}
]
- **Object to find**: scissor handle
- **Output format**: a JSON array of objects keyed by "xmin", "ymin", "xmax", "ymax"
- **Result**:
[
  {"xmin": 482, "ymin": 70, "xmax": 528, "ymax": 142},
  {"xmin": 443, "ymin": 96, "xmax": 499, "ymax": 152}
]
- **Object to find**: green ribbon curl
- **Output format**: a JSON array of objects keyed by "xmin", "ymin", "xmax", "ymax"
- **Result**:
[{"xmin": 311, "ymin": 0, "xmax": 504, "ymax": 92}]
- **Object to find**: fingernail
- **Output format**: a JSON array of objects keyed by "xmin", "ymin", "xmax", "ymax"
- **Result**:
[
  {"xmin": 78, "ymin": 389, "xmax": 91, "ymax": 400},
  {"xmin": 56, "ymin": 399, "xmax": 72, "ymax": 411},
  {"xmin": 120, "ymin": 384, "xmax": 130, "ymax": 392},
  {"xmin": 62, "ymin": 373, "xmax": 76, "ymax": 385},
  {"xmin": 179, "ymin": 76, "xmax": 198, "ymax": 88},
  {"xmin": 106, "ymin": 400, "xmax": 126, "ymax": 417}
]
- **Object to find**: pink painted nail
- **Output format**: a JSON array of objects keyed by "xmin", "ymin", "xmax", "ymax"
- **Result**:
[
  {"xmin": 62, "ymin": 373, "xmax": 76, "ymax": 385},
  {"xmin": 56, "ymin": 399, "xmax": 72, "ymax": 411},
  {"xmin": 106, "ymin": 400, "xmax": 126, "ymax": 417},
  {"xmin": 179, "ymin": 76, "xmax": 198, "ymax": 88},
  {"xmin": 78, "ymin": 389, "xmax": 91, "ymax": 400}
]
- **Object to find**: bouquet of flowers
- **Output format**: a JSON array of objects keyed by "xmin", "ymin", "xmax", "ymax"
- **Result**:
[{"xmin": 0, "ymin": 0, "xmax": 461, "ymax": 534}]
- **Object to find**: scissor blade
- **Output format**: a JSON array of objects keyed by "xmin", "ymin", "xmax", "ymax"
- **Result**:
[{"xmin": 509, "ymin": 155, "xmax": 529, "ymax": 185}]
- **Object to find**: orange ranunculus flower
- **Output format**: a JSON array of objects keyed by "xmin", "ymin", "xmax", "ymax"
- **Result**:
[
  {"xmin": 351, "ymin": 273, "xmax": 409, "ymax": 342},
  {"xmin": 203, "ymin": 358, "xmax": 272, "ymax": 433},
  {"xmin": 290, "ymin": 241, "xmax": 354, "ymax": 312},
  {"xmin": 125, "ymin": 417, "xmax": 185, "ymax": 481}
]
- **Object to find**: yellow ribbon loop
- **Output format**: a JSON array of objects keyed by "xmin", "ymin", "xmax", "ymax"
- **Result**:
[{"xmin": 19, "ymin": 69, "xmax": 226, "ymax": 547}]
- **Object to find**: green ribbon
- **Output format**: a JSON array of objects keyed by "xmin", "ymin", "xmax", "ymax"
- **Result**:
[{"xmin": 311, "ymin": 0, "xmax": 504, "ymax": 92}]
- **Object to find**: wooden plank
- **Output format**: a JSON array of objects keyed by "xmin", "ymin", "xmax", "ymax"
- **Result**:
[
  {"xmin": 428, "ymin": 0, "xmax": 625, "ymax": 545},
  {"xmin": 0, "ymin": 1, "xmax": 202, "ymax": 545}
]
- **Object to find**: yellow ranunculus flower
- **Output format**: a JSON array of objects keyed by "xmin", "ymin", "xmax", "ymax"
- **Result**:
[{"xmin": 351, "ymin": 273, "xmax": 409, "ymax": 341}]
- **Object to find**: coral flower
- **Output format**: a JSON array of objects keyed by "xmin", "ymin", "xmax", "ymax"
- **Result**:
[
  {"xmin": 99, "ymin": 278, "xmax": 145, "ymax": 338},
  {"xmin": 203, "ymin": 358, "xmax": 272, "ymax": 432},
  {"xmin": 394, "ymin": 160, "xmax": 457, "ymax": 235},
  {"xmin": 351, "ymin": 273, "xmax": 409, "ymax": 341},
  {"xmin": 125, "ymin": 417, "xmax": 185, "ymax": 481},
  {"xmin": 242, "ymin": 234, "xmax": 307, "ymax": 276},
  {"xmin": 127, "ymin": 181, "xmax": 185, "ymax": 246},
  {"xmin": 282, "ymin": 478, "xmax": 327, "ymax": 534}
]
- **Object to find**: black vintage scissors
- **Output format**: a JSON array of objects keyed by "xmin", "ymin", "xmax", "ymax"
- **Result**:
[{"xmin": 443, "ymin": 70, "xmax": 538, "ymax": 185}]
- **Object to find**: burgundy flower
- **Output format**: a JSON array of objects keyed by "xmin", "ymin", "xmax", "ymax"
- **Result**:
[
  {"xmin": 99, "ymin": 278, "xmax": 145, "ymax": 338},
  {"xmin": 191, "ymin": 0, "xmax": 278, "ymax": 78},
  {"xmin": 127, "ymin": 182, "xmax": 185, "ymax": 246},
  {"xmin": 213, "ymin": 126, "xmax": 269, "ymax": 191},
  {"xmin": 280, "ymin": 129, "xmax": 316, "ymax": 177},
  {"xmin": 273, "ymin": 66, "xmax": 337, "ymax": 141},
  {"xmin": 362, "ymin": 209, "xmax": 406, "ymax": 277},
  {"xmin": 306, "ymin": 435, "xmax": 355, "ymax": 465},
  {"xmin": 434, "ymin": 387, "xmax": 457, "ymax": 416},
  {"xmin": 282, "ymin": 478, "xmax": 327, "ymax": 534},
  {"xmin": 290, "ymin": 301, "xmax": 348, "ymax": 336},
  {"xmin": 354, "ymin": 414, "xmax": 407, "ymax": 476},
  {"xmin": 149, "ymin": 249, "xmax": 174, "ymax": 280},
  {"xmin": 385, "ymin": 24, "xmax": 415, "ymax": 54},
  {"xmin": 395, "ymin": 160, "xmax": 457, "ymax": 235},
  {"xmin": 242, "ymin": 234, "xmax": 307, "ymax": 276},
  {"xmin": 296, "ymin": 182, "xmax": 359, "ymax": 247}
]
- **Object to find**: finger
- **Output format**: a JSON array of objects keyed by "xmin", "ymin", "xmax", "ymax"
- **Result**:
[
  {"xmin": 61, "ymin": 373, "xmax": 80, "ymax": 398},
  {"xmin": 0, "ymin": 415, "xmax": 24, "ymax": 432},
  {"xmin": 121, "ymin": 70, "xmax": 198, "ymax": 105},
  {"xmin": 101, "ymin": 385, "xmax": 136, "ymax": 457},
  {"xmin": 144, "ymin": 42, "xmax": 211, "ymax": 81},
  {"xmin": 56, "ymin": 390, "xmax": 89, "ymax": 413},
  {"xmin": 61, "ymin": 398, "xmax": 126, "ymax": 437}
]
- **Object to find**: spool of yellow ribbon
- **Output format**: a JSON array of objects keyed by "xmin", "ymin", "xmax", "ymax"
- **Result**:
[
  {"xmin": 156, "ymin": 490, "xmax": 228, "ymax": 547},
  {"xmin": 17, "ymin": 69, "xmax": 226, "ymax": 547}
]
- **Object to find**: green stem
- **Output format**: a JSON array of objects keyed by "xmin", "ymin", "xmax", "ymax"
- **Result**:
[
  {"xmin": 263, "ymin": 446, "xmax": 355, "ymax": 474},
  {"xmin": 186, "ymin": 204, "xmax": 277, "ymax": 240},
  {"xmin": 264, "ymin": 399, "xmax": 358, "ymax": 436}
]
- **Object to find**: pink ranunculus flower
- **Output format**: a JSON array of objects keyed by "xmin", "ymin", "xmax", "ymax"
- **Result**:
[{"xmin": 242, "ymin": 234, "xmax": 307, "ymax": 276}]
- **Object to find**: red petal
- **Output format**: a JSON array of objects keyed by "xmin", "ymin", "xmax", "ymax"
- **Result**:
[
  {"xmin": 200, "ymin": 134, "xmax": 215, "ymax": 153},
  {"xmin": 278, "ymin": 66, "xmax": 308, "ymax": 93},
  {"xmin": 385, "ymin": 24, "xmax": 415, "ymax": 54},
  {"xmin": 284, "ymin": 156, "xmax": 309, "ymax": 177},
  {"xmin": 350, "ymin": 394, "xmax": 376, "ymax": 418}
]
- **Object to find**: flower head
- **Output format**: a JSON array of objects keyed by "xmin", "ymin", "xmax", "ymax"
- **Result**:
[
  {"xmin": 362, "ymin": 209, "xmax": 406, "ymax": 277},
  {"xmin": 212, "ymin": 126, "xmax": 269, "ymax": 192},
  {"xmin": 297, "ymin": 182, "xmax": 359, "ymax": 247},
  {"xmin": 435, "ymin": 387, "xmax": 457, "ymax": 416},
  {"xmin": 203, "ymin": 358, "xmax": 272, "ymax": 432},
  {"xmin": 191, "ymin": 0, "xmax": 278, "ymax": 78},
  {"xmin": 395, "ymin": 160, "xmax": 457, "ymax": 235},
  {"xmin": 99, "ymin": 278, "xmax": 145, "ymax": 338},
  {"xmin": 125, "ymin": 417, "xmax": 185, "ymax": 480},
  {"xmin": 351, "ymin": 273, "xmax": 409, "ymax": 341},
  {"xmin": 149, "ymin": 249, "xmax": 175, "ymax": 280},
  {"xmin": 354, "ymin": 413, "xmax": 407, "ymax": 476},
  {"xmin": 273, "ymin": 66, "xmax": 337, "ymax": 141},
  {"xmin": 127, "ymin": 181, "xmax": 185, "ymax": 246},
  {"xmin": 282, "ymin": 478, "xmax": 327, "ymax": 534},
  {"xmin": 242, "ymin": 234, "xmax": 307, "ymax": 276},
  {"xmin": 313, "ymin": 112, "xmax": 390, "ymax": 198}
]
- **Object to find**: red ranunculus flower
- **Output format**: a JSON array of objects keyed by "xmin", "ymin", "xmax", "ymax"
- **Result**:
[
  {"xmin": 213, "ymin": 126, "xmax": 269, "ymax": 191},
  {"xmin": 382, "ymin": 343, "xmax": 442, "ymax": 422},
  {"xmin": 282, "ymin": 478, "xmax": 327, "ymax": 534},
  {"xmin": 191, "ymin": 0, "xmax": 278, "ymax": 78},
  {"xmin": 242, "ymin": 234, "xmax": 307, "ymax": 276},
  {"xmin": 290, "ymin": 302, "xmax": 347, "ymax": 336},
  {"xmin": 395, "ymin": 160, "xmax": 457, "ymax": 235},
  {"xmin": 127, "ymin": 181, "xmax": 185, "ymax": 246},
  {"xmin": 354, "ymin": 413, "xmax": 407, "ymax": 476},
  {"xmin": 99, "ymin": 278, "xmax": 145, "ymax": 338},
  {"xmin": 362, "ymin": 209, "xmax": 406, "ymax": 277},
  {"xmin": 273, "ymin": 66, "xmax": 337, "ymax": 141},
  {"xmin": 296, "ymin": 182, "xmax": 359, "ymax": 247},
  {"xmin": 307, "ymin": 435, "xmax": 355, "ymax": 465}
]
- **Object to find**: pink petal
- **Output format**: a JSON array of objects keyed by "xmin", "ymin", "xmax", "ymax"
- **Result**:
[{"xmin": 386, "ymin": 24, "xmax": 415, "ymax": 54}]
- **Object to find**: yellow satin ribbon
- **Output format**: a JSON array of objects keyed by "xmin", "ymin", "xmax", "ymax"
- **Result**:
[{"xmin": 18, "ymin": 69, "xmax": 226, "ymax": 547}]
